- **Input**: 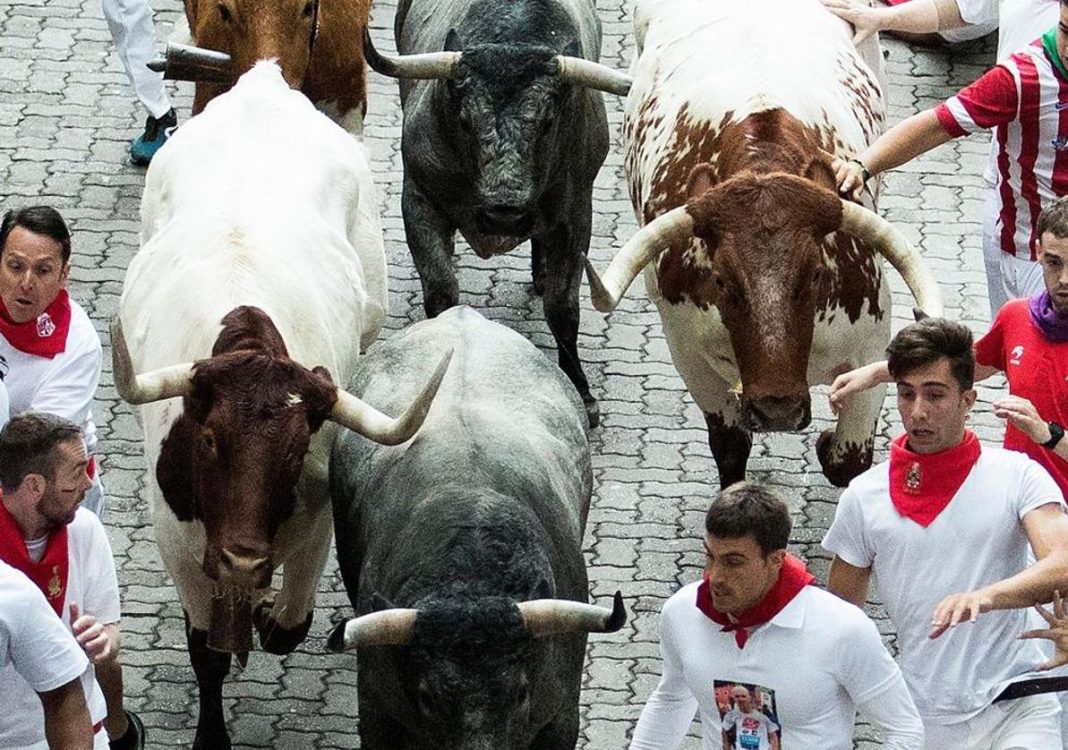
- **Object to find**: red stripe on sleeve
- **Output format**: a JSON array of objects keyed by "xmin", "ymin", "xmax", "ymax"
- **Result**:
[
  {"xmin": 935, "ymin": 103, "xmax": 968, "ymax": 137},
  {"xmin": 1014, "ymin": 54, "xmax": 1043, "ymax": 261},
  {"xmin": 951, "ymin": 65, "xmax": 1019, "ymax": 130}
]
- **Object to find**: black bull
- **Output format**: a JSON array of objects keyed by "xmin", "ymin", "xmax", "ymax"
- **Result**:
[
  {"xmin": 326, "ymin": 307, "xmax": 625, "ymax": 750},
  {"xmin": 365, "ymin": 0, "xmax": 633, "ymax": 427}
]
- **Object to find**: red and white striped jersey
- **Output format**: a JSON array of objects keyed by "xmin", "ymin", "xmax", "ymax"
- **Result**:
[{"xmin": 935, "ymin": 38, "xmax": 1068, "ymax": 259}]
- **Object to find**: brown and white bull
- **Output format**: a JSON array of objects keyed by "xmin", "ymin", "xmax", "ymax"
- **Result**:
[
  {"xmin": 172, "ymin": 0, "xmax": 371, "ymax": 133},
  {"xmin": 111, "ymin": 63, "xmax": 449, "ymax": 750},
  {"xmin": 586, "ymin": 0, "xmax": 942, "ymax": 488}
]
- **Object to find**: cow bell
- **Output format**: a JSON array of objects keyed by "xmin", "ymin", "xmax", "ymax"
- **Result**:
[
  {"xmin": 148, "ymin": 42, "xmax": 233, "ymax": 84},
  {"xmin": 208, "ymin": 587, "xmax": 254, "ymax": 654}
]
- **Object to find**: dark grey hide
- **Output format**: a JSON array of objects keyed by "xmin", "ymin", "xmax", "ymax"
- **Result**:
[
  {"xmin": 329, "ymin": 306, "xmax": 592, "ymax": 749},
  {"xmin": 392, "ymin": 0, "xmax": 611, "ymax": 426}
]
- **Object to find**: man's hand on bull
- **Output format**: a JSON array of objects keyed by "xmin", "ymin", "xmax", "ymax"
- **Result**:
[
  {"xmin": 833, "ymin": 155, "xmax": 870, "ymax": 201},
  {"xmin": 70, "ymin": 603, "xmax": 116, "ymax": 664},
  {"xmin": 828, "ymin": 361, "xmax": 891, "ymax": 415},
  {"xmin": 821, "ymin": 0, "xmax": 885, "ymax": 44}
]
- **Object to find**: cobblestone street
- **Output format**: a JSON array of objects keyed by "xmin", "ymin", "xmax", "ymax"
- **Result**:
[{"xmin": 0, "ymin": 0, "xmax": 1007, "ymax": 746}]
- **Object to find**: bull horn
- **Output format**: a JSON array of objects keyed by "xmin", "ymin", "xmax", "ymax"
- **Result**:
[
  {"xmin": 838, "ymin": 201, "xmax": 943, "ymax": 318},
  {"xmin": 585, "ymin": 206, "xmax": 694, "ymax": 312},
  {"xmin": 109, "ymin": 317, "xmax": 194, "ymax": 405},
  {"xmin": 148, "ymin": 42, "xmax": 233, "ymax": 83},
  {"xmin": 363, "ymin": 28, "xmax": 461, "ymax": 80},
  {"xmin": 326, "ymin": 608, "xmax": 418, "ymax": 651},
  {"xmin": 329, "ymin": 349, "xmax": 453, "ymax": 445},
  {"xmin": 518, "ymin": 590, "xmax": 627, "ymax": 638},
  {"xmin": 552, "ymin": 56, "xmax": 632, "ymax": 96}
]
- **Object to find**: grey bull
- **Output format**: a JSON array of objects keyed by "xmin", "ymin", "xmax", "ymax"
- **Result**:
[
  {"xmin": 326, "ymin": 306, "xmax": 625, "ymax": 749},
  {"xmin": 364, "ymin": 0, "xmax": 633, "ymax": 427}
]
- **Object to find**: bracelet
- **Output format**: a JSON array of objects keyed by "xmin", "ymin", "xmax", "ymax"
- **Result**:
[{"xmin": 847, "ymin": 157, "xmax": 871, "ymax": 184}]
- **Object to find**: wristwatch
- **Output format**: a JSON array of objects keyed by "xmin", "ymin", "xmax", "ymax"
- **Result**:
[{"xmin": 1043, "ymin": 421, "xmax": 1065, "ymax": 450}]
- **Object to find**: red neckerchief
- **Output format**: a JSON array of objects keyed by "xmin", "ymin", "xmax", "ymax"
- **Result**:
[
  {"xmin": 0, "ymin": 289, "xmax": 72, "ymax": 359},
  {"xmin": 695, "ymin": 554, "xmax": 814, "ymax": 648},
  {"xmin": 889, "ymin": 430, "xmax": 981, "ymax": 528},
  {"xmin": 0, "ymin": 493, "xmax": 69, "ymax": 616}
]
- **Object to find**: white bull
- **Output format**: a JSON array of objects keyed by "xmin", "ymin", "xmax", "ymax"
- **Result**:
[
  {"xmin": 587, "ymin": 0, "xmax": 941, "ymax": 488},
  {"xmin": 113, "ymin": 62, "xmax": 448, "ymax": 750}
]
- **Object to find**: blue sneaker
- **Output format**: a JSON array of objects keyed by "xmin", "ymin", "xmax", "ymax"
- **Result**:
[{"xmin": 130, "ymin": 108, "xmax": 177, "ymax": 167}]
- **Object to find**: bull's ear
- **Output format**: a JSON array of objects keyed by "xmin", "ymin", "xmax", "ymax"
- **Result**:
[
  {"xmin": 444, "ymin": 28, "xmax": 463, "ymax": 52},
  {"xmin": 312, "ymin": 365, "xmax": 334, "ymax": 384},
  {"xmin": 157, "ymin": 415, "xmax": 197, "ymax": 521},
  {"xmin": 186, "ymin": 373, "xmax": 214, "ymax": 424},
  {"xmin": 686, "ymin": 164, "xmax": 716, "ymax": 199},
  {"xmin": 562, "ymin": 38, "xmax": 581, "ymax": 58}
]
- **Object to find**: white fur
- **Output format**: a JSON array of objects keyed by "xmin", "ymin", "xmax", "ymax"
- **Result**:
[
  {"xmin": 122, "ymin": 62, "xmax": 387, "ymax": 632},
  {"xmin": 626, "ymin": 0, "xmax": 893, "ymax": 463}
]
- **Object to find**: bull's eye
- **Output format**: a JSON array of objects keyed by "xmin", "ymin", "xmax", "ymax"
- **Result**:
[
  {"xmin": 513, "ymin": 678, "xmax": 530, "ymax": 714},
  {"xmin": 416, "ymin": 681, "xmax": 436, "ymax": 717},
  {"xmin": 200, "ymin": 431, "xmax": 218, "ymax": 456},
  {"xmin": 302, "ymin": 0, "xmax": 315, "ymax": 18},
  {"xmin": 217, "ymin": 3, "xmax": 232, "ymax": 23}
]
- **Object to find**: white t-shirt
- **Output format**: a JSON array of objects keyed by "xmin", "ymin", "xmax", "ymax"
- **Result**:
[
  {"xmin": 0, "ymin": 298, "xmax": 101, "ymax": 453},
  {"xmin": 0, "ymin": 509, "xmax": 120, "ymax": 750},
  {"xmin": 629, "ymin": 584, "xmax": 924, "ymax": 749},
  {"xmin": 955, "ymin": 0, "xmax": 1059, "ymax": 61},
  {"xmin": 0, "ymin": 560, "xmax": 88, "ymax": 691},
  {"xmin": 0, "ymin": 378, "xmax": 8, "ymax": 431},
  {"xmin": 823, "ymin": 448, "xmax": 1064, "ymax": 725}
]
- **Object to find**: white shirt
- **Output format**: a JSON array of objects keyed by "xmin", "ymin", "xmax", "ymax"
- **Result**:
[
  {"xmin": 629, "ymin": 584, "xmax": 924, "ymax": 749},
  {"xmin": 0, "ymin": 560, "xmax": 88, "ymax": 691},
  {"xmin": 0, "ymin": 298, "xmax": 101, "ymax": 452},
  {"xmin": 722, "ymin": 708, "xmax": 777, "ymax": 749},
  {"xmin": 0, "ymin": 378, "xmax": 8, "ymax": 431},
  {"xmin": 823, "ymin": 448, "xmax": 1065, "ymax": 725},
  {"xmin": 0, "ymin": 509, "xmax": 120, "ymax": 750},
  {"xmin": 954, "ymin": 0, "xmax": 1059, "ymax": 61}
]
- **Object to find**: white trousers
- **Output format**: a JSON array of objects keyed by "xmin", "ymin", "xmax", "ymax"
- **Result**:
[
  {"xmin": 923, "ymin": 694, "xmax": 1062, "ymax": 750},
  {"xmin": 982, "ymin": 186, "xmax": 1045, "ymax": 317},
  {"xmin": 102, "ymin": 0, "xmax": 171, "ymax": 118}
]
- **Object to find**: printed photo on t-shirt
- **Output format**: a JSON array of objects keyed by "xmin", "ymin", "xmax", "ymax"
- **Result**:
[{"xmin": 713, "ymin": 680, "xmax": 781, "ymax": 750}]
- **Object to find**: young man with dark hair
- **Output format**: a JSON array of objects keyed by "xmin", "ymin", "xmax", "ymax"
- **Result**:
[
  {"xmin": 0, "ymin": 412, "xmax": 144, "ymax": 750},
  {"xmin": 0, "ymin": 206, "xmax": 105, "ymax": 517},
  {"xmin": 629, "ymin": 482, "xmax": 923, "ymax": 749},
  {"xmin": 824, "ymin": 317, "xmax": 1068, "ymax": 747},
  {"xmin": 831, "ymin": 197, "xmax": 1068, "ymax": 499}
]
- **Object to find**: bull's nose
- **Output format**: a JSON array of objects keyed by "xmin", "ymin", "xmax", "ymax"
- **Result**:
[
  {"xmin": 218, "ymin": 548, "xmax": 272, "ymax": 589},
  {"xmin": 475, "ymin": 204, "xmax": 533, "ymax": 234},
  {"xmin": 745, "ymin": 395, "xmax": 811, "ymax": 432}
]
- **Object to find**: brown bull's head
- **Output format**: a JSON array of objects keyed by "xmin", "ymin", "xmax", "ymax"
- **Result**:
[
  {"xmin": 684, "ymin": 168, "xmax": 838, "ymax": 431},
  {"xmin": 112, "ymin": 305, "xmax": 453, "ymax": 591},
  {"xmin": 585, "ymin": 167, "xmax": 943, "ymax": 432},
  {"xmin": 183, "ymin": 0, "xmax": 320, "ymax": 113},
  {"xmin": 178, "ymin": 349, "xmax": 337, "ymax": 588}
]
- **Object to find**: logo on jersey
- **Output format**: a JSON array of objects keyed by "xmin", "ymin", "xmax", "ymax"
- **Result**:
[
  {"xmin": 1010, "ymin": 345, "xmax": 1024, "ymax": 365},
  {"xmin": 36, "ymin": 312, "xmax": 56, "ymax": 338}
]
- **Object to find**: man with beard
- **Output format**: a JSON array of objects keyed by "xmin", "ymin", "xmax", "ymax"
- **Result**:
[{"xmin": 0, "ymin": 412, "xmax": 144, "ymax": 750}]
